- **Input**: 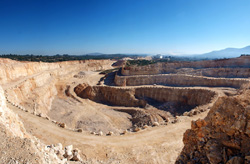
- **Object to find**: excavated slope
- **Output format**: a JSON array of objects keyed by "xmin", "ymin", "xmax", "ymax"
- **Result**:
[
  {"xmin": 176, "ymin": 84, "xmax": 250, "ymax": 164},
  {"xmin": 74, "ymin": 84, "xmax": 216, "ymax": 114},
  {"xmin": 122, "ymin": 55, "xmax": 250, "ymax": 76},
  {"xmin": 2, "ymin": 59, "xmax": 114, "ymax": 117},
  {"xmin": 115, "ymin": 74, "xmax": 249, "ymax": 88},
  {"xmin": 0, "ymin": 85, "xmax": 65, "ymax": 163},
  {"xmin": 0, "ymin": 59, "xmax": 113, "ymax": 84}
]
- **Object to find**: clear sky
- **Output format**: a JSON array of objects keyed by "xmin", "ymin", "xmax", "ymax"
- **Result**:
[{"xmin": 0, "ymin": 0, "xmax": 250, "ymax": 55}]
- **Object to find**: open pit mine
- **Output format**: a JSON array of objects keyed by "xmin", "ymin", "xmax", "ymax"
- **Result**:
[{"xmin": 1, "ymin": 56, "xmax": 250, "ymax": 163}]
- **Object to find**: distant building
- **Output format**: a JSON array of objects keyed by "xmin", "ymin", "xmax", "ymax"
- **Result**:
[{"xmin": 154, "ymin": 54, "xmax": 163, "ymax": 59}]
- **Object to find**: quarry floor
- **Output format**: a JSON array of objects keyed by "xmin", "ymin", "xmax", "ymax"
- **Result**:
[{"xmin": 9, "ymin": 102, "xmax": 209, "ymax": 163}]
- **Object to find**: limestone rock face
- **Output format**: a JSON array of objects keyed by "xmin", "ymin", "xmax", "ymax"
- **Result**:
[
  {"xmin": 74, "ymin": 84, "xmax": 217, "ymax": 128},
  {"xmin": 0, "ymin": 85, "xmax": 81, "ymax": 163},
  {"xmin": 6, "ymin": 72, "xmax": 57, "ymax": 116},
  {"xmin": 0, "ymin": 59, "xmax": 114, "ymax": 84},
  {"xmin": 0, "ymin": 84, "xmax": 27, "ymax": 138},
  {"xmin": 122, "ymin": 55, "xmax": 250, "ymax": 76},
  {"xmin": 115, "ymin": 74, "xmax": 249, "ymax": 88},
  {"xmin": 176, "ymin": 85, "xmax": 250, "ymax": 164},
  {"xmin": 2, "ymin": 58, "xmax": 114, "ymax": 117},
  {"xmin": 74, "ymin": 84, "xmax": 216, "ymax": 109}
]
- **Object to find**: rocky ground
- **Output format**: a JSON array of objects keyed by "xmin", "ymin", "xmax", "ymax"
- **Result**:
[{"xmin": 176, "ymin": 84, "xmax": 250, "ymax": 164}]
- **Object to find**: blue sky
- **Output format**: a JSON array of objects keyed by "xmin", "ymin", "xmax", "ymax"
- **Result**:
[{"xmin": 0, "ymin": 0, "xmax": 250, "ymax": 55}]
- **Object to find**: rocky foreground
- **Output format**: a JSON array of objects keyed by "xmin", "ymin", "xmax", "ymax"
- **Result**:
[{"xmin": 176, "ymin": 84, "xmax": 250, "ymax": 164}]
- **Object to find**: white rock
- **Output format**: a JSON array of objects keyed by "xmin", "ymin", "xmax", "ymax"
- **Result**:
[
  {"xmin": 65, "ymin": 145, "xmax": 73, "ymax": 151},
  {"xmin": 153, "ymin": 122, "xmax": 160, "ymax": 126},
  {"xmin": 55, "ymin": 143, "xmax": 63, "ymax": 151},
  {"xmin": 98, "ymin": 131, "xmax": 103, "ymax": 136}
]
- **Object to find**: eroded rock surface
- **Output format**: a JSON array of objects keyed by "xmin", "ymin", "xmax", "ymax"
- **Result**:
[
  {"xmin": 115, "ymin": 74, "xmax": 249, "ymax": 88},
  {"xmin": 0, "ymin": 85, "xmax": 76, "ymax": 163},
  {"xmin": 74, "ymin": 84, "xmax": 216, "ymax": 110},
  {"xmin": 176, "ymin": 84, "xmax": 250, "ymax": 164},
  {"xmin": 122, "ymin": 55, "xmax": 250, "ymax": 76}
]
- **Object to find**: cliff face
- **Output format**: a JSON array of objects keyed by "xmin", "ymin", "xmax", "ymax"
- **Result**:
[
  {"xmin": 176, "ymin": 84, "xmax": 250, "ymax": 164},
  {"xmin": 1, "ymin": 58, "xmax": 114, "ymax": 116},
  {"xmin": 74, "ymin": 84, "xmax": 146, "ymax": 107},
  {"xmin": 0, "ymin": 85, "xmax": 65, "ymax": 163},
  {"xmin": 74, "ymin": 84, "xmax": 216, "ymax": 111},
  {"xmin": 122, "ymin": 56, "xmax": 250, "ymax": 76},
  {"xmin": 0, "ymin": 59, "xmax": 113, "ymax": 84},
  {"xmin": 0, "ymin": 85, "xmax": 27, "ymax": 138},
  {"xmin": 115, "ymin": 74, "xmax": 249, "ymax": 88},
  {"xmin": 6, "ymin": 72, "xmax": 57, "ymax": 116},
  {"xmin": 180, "ymin": 68, "xmax": 250, "ymax": 78}
]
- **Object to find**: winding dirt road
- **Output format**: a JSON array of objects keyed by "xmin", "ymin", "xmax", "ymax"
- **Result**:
[{"xmin": 9, "ymin": 100, "xmax": 209, "ymax": 163}]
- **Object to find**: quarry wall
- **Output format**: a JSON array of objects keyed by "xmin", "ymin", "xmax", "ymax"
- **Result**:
[
  {"xmin": 1, "ymin": 58, "xmax": 114, "ymax": 116},
  {"xmin": 201, "ymin": 68, "xmax": 250, "ymax": 78},
  {"xmin": 115, "ymin": 74, "xmax": 249, "ymax": 88},
  {"xmin": 0, "ymin": 85, "xmax": 76, "ymax": 163},
  {"xmin": 122, "ymin": 56, "xmax": 250, "ymax": 76},
  {"xmin": 172, "ymin": 67, "xmax": 250, "ymax": 78},
  {"xmin": 74, "ymin": 85, "xmax": 216, "ymax": 108},
  {"xmin": 6, "ymin": 72, "xmax": 57, "ymax": 116},
  {"xmin": 0, "ymin": 85, "xmax": 27, "ymax": 138},
  {"xmin": 0, "ymin": 59, "xmax": 113, "ymax": 84}
]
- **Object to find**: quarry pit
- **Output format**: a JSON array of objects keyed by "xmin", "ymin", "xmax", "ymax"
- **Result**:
[{"xmin": 1, "ymin": 56, "xmax": 250, "ymax": 163}]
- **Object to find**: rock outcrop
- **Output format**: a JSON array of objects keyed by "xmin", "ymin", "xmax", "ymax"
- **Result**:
[{"xmin": 176, "ymin": 84, "xmax": 250, "ymax": 164}]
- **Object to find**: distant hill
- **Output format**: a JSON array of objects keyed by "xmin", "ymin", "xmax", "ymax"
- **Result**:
[
  {"xmin": 85, "ymin": 52, "xmax": 104, "ymax": 56},
  {"xmin": 193, "ymin": 45, "xmax": 250, "ymax": 59}
]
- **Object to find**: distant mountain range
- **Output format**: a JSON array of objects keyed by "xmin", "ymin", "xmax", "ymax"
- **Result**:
[
  {"xmin": 86, "ymin": 46, "xmax": 250, "ymax": 60},
  {"xmin": 184, "ymin": 45, "xmax": 250, "ymax": 59}
]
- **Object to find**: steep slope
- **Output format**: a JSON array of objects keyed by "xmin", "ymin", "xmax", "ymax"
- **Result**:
[
  {"xmin": 176, "ymin": 83, "xmax": 250, "ymax": 163},
  {"xmin": 1, "ymin": 58, "xmax": 114, "ymax": 118},
  {"xmin": 0, "ymin": 85, "xmax": 64, "ymax": 163}
]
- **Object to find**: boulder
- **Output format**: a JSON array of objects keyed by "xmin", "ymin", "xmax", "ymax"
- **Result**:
[
  {"xmin": 76, "ymin": 128, "xmax": 83, "ymax": 133},
  {"xmin": 58, "ymin": 123, "xmax": 66, "ymax": 128},
  {"xmin": 71, "ymin": 149, "xmax": 82, "ymax": 161},
  {"xmin": 153, "ymin": 122, "xmax": 159, "ymax": 126},
  {"xmin": 226, "ymin": 156, "xmax": 243, "ymax": 164},
  {"xmin": 106, "ymin": 131, "xmax": 113, "ymax": 136}
]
